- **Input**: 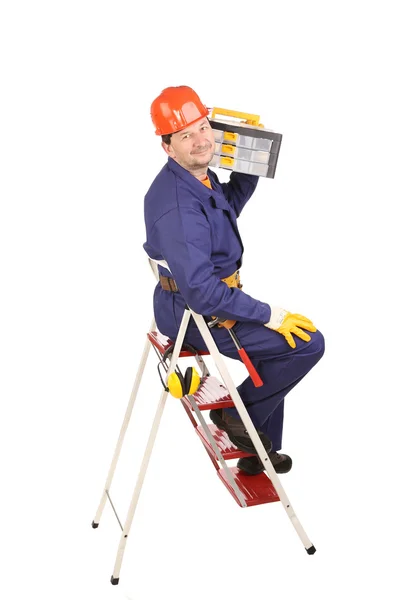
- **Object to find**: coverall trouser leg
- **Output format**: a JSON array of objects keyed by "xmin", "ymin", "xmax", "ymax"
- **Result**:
[{"xmin": 156, "ymin": 299, "xmax": 325, "ymax": 453}]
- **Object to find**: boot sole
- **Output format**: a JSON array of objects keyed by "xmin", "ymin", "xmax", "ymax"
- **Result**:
[{"xmin": 237, "ymin": 455, "xmax": 293, "ymax": 476}]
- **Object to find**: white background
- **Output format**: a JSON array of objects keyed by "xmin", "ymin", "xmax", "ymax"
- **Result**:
[{"xmin": 1, "ymin": 1, "xmax": 417, "ymax": 598}]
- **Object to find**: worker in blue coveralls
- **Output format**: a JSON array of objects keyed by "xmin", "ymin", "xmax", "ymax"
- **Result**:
[{"xmin": 143, "ymin": 86, "xmax": 325, "ymax": 475}]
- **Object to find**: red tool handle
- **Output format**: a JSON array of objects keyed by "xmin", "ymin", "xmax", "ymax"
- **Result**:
[{"xmin": 237, "ymin": 347, "xmax": 263, "ymax": 387}]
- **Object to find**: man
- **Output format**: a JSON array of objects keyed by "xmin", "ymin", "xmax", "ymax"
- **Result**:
[{"xmin": 143, "ymin": 85, "xmax": 325, "ymax": 475}]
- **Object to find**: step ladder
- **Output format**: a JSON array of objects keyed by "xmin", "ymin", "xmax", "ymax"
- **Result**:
[{"xmin": 92, "ymin": 257, "xmax": 316, "ymax": 585}]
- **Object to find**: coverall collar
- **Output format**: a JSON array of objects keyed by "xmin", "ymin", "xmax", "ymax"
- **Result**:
[{"xmin": 166, "ymin": 157, "xmax": 230, "ymax": 212}]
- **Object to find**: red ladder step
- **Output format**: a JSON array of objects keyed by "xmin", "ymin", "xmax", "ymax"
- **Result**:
[
  {"xmin": 196, "ymin": 424, "xmax": 281, "ymax": 508},
  {"xmin": 182, "ymin": 376, "xmax": 234, "ymax": 411},
  {"xmin": 148, "ymin": 331, "xmax": 232, "ymax": 410},
  {"xmin": 196, "ymin": 424, "xmax": 249, "ymax": 460},
  {"xmin": 218, "ymin": 467, "xmax": 280, "ymax": 507}
]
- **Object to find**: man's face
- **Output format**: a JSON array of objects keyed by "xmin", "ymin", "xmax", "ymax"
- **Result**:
[{"xmin": 162, "ymin": 118, "xmax": 215, "ymax": 172}]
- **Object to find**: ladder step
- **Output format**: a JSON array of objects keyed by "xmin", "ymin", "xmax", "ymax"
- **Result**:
[
  {"xmin": 196, "ymin": 424, "xmax": 250, "ymax": 460},
  {"xmin": 183, "ymin": 376, "xmax": 234, "ymax": 411},
  {"xmin": 147, "ymin": 331, "xmax": 210, "ymax": 356},
  {"xmin": 218, "ymin": 467, "xmax": 280, "ymax": 507}
]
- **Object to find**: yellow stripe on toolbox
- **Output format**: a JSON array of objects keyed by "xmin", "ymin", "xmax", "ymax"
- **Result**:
[
  {"xmin": 221, "ymin": 144, "xmax": 236, "ymax": 155},
  {"xmin": 224, "ymin": 131, "xmax": 238, "ymax": 143},
  {"xmin": 220, "ymin": 156, "xmax": 235, "ymax": 167}
]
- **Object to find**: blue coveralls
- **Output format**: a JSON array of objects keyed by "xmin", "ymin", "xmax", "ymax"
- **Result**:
[{"xmin": 144, "ymin": 157, "xmax": 325, "ymax": 451}]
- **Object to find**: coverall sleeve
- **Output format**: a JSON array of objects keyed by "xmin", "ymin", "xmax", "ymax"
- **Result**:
[
  {"xmin": 154, "ymin": 206, "xmax": 271, "ymax": 323},
  {"xmin": 220, "ymin": 172, "xmax": 259, "ymax": 217}
]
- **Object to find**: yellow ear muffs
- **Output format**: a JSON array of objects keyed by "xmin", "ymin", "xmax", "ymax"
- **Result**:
[
  {"xmin": 182, "ymin": 366, "xmax": 200, "ymax": 396},
  {"xmin": 188, "ymin": 367, "xmax": 200, "ymax": 395},
  {"xmin": 167, "ymin": 367, "xmax": 200, "ymax": 398},
  {"xmin": 183, "ymin": 366, "xmax": 192, "ymax": 395},
  {"xmin": 160, "ymin": 343, "xmax": 201, "ymax": 399},
  {"xmin": 167, "ymin": 370, "xmax": 185, "ymax": 399}
]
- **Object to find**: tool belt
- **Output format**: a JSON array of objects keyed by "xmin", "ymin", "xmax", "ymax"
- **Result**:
[
  {"xmin": 159, "ymin": 275, "xmax": 180, "ymax": 292},
  {"xmin": 159, "ymin": 270, "xmax": 242, "ymax": 292}
]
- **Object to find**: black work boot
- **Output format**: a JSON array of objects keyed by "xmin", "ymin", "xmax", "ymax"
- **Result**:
[
  {"xmin": 209, "ymin": 408, "xmax": 272, "ymax": 454},
  {"xmin": 237, "ymin": 452, "xmax": 293, "ymax": 476}
]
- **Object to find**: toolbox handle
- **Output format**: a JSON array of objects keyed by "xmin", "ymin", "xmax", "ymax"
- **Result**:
[{"xmin": 210, "ymin": 107, "xmax": 264, "ymax": 128}]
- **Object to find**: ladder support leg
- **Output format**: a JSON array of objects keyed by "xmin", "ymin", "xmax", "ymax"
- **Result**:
[
  {"xmin": 110, "ymin": 309, "xmax": 191, "ymax": 582},
  {"xmin": 92, "ymin": 318, "xmax": 155, "ymax": 527},
  {"xmin": 111, "ymin": 386, "xmax": 170, "ymax": 582}
]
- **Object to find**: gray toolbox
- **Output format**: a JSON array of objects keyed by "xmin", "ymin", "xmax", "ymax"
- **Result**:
[{"xmin": 208, "ymin": 108, "xmax": 282, "ymax": 178}]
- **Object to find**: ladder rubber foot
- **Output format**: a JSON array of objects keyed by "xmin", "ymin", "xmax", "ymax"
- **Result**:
[
  {"xmin": 91, "ymin": 521, "xmax": 99, "ymax": 529},
  {"xmin": 306, "ymin": 545, "xmax": 316, "ymax": 555},
  {"xmin": 110, "ymin": 576, "xmax": 119, "ymax": 585}
]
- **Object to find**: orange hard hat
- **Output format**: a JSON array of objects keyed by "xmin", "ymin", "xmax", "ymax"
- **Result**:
[{"xmin": 150, "ymin": 86, "xmax": 209, "ymax": 136}]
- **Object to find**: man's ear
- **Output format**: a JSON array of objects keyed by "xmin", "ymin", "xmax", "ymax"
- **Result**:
[{"xmin": 162, "ymin": 141, "xmax": 175, "ymax": 158}]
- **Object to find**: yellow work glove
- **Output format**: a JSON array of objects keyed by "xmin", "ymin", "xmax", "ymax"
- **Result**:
[{"xmin": 264, "ymin": 306, "xmax": 317, "ymax": 349}]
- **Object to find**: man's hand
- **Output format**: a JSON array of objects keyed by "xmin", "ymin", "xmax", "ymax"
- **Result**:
[{"xmin": 264, "ymin": 306, "xmax": 317, "ymax": 349}]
